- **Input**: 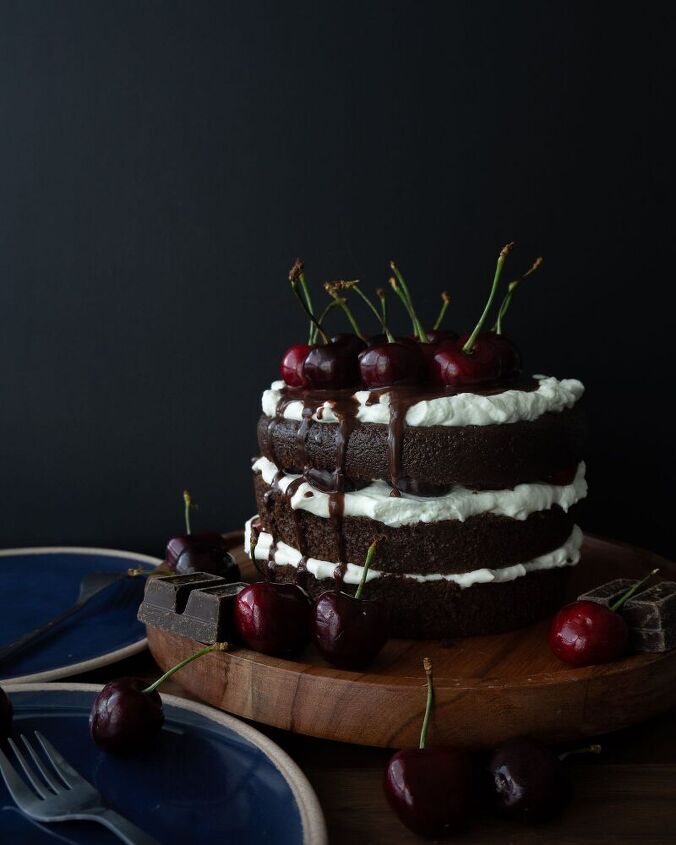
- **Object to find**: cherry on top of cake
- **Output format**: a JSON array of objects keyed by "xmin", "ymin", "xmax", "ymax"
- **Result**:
[{"xmin": 279, "ymin": 244, "xmax": 543, "ymax": 397}]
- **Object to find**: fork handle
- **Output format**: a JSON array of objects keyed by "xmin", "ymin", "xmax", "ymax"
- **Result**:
[
  {"xmin": 86, "ymin": 808, "xmax": 160, "ymax": 845},
  {"xmin": 0, "ymin": 600, "xmax": 88, "ymax": 664}
]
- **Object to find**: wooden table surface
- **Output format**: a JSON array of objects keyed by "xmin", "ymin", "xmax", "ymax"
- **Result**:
[{"xmin": 74, "ymin": 649, "xmax": 676, "ymax": 845}]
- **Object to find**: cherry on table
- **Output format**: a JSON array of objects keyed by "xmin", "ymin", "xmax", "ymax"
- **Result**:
[
  {"xmin": 89, "ymin": 644, "xmax": 224, "ymax": 754},
  {"xmin": 281, "ymin": 343, "xmax": 311, "ymax": 387},
  {"xmin": 487, "ymin": 737, "xmax": 572, "ymax": 823},
  {"xmin": 234, "ymin": 582, "xmax": 312, "ymax": 656},
  {"xmin": 313, "ymin": 539, "xmax": 388, "ymax": 669},
  {"xmin": 384, "ymin": 658, "xmax": 476, "ymax": 837},
  {"xmin": 358, "ymin": 342, "xmax": 424, "ymax": 388},
  {"xmin": 549, "ymin": 569, "xmax": 658, "ymax": 667},
  {"xmin": 303, "ymin": 344, "xmax": 360, "ymax": 389},
  {"xmin": 0, "ymin": 686, "xmax": 12, "ymax": 741}
]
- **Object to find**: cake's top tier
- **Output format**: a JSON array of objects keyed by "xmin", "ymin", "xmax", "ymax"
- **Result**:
[
  {"xmin": 262, "ymin": 375, "xmax": 584, "ymax": 428},
  {"xmin": 258, "ymin": 374, "xmax": 587, "ymax": 492}
]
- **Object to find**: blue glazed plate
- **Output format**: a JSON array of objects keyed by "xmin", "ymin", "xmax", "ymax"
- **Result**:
[
  {"xmin": 1, "ymin": 684, "xmax": 326, "ymax": 844},
  {"xmin": 0, "ymin": 547, "xmax": 162, "ymax": 684}
]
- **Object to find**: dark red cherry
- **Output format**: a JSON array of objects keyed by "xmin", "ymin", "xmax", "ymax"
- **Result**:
[
  {"xmin": 234, "ymin": 582, "xmax": 312, "ymax": 656},
  {"xmin": 384, "ymin": 658, "xmax": 477, "ymax": 837},
  {"xmin": 312, "ymin": 542, "xmax": 388, "ymax": 668},
  {"xmin": 385, "ymin": 746, "xmax": 476, "ymax": 837},
  {"xmin": 0, "ymin": 686, "xmax": 12, "ymax": 740},
  {"xmin": 89, "ymin": 644, "xmax": 223, "ymax": 754},
  {"xmin": 303, "ymin": 344, "xmax": 360, "ymax": 389},
  {"xmin": 90, "ymin": 678, "xmax": 163, "ymax": 754},
  {"xmin": 549, "ymin": 567, "xmax": 659, "ymax": 667},
  {"xmin": 431, "ymin": 338, "xmax": 501, "ymax": 387},
  {"xmin": 313, "ymin": 591, "xmax": 388, "ymax": 669},
  {"xmin": 331, "ymin": 333, "xmax": 367, "ymax": 357},
  {"xmin": 280, "ymin": 343, "xmax": 311, "ymax": 388},
  {"xmin": 358, "ymin": 342, "xmax": 424, "ymax": 388},
  {"xmin": 487, "ymin": 737, "xmax": 571, "ymax": 823},
  {"xmin": 367, "ymin": 333, "xmax": 388, "ymax": 347},
  {"xmin": 548, "ymin": 600, "xmax": 629, "ymax": 667},
  {"xmin": 165, "ymin": 533, "xmax": 240, "ymax": 581},
  {"xmin": 425, "ymin": 328, "xmax": 458, "ymax": 345},
  {"xmin": 482, "ymin": 331, "xmax": 522, "ymax": 378}
]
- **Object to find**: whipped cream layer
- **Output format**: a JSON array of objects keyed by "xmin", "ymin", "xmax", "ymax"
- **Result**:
[
  {"xmin": 253, "ymin": 457, "xmax": 587, "ymax": 527},
  {"xmin": 245, "ymin": 519, "xmax": 583, "ymax": 588},
  {"xmin": 262, "ymin": 375, "xmax": 584, "ymax": 428}
]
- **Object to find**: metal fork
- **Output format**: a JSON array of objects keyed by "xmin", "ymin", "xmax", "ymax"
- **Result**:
[
  {"xmin": 0, "ymin": 731, "xmax": 158, "ymax": 844},
  {"xmin": 0, "ymin": 571, "xmax": 135, "ymax": 665}
]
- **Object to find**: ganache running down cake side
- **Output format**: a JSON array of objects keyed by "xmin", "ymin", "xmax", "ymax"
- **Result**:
[{"xmin": 245, "ymin": 247, "xmax": 588, "ymax": 638}]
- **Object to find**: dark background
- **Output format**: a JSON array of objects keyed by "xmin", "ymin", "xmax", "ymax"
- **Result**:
[{"xmin": 1, "ymin": 1, "xmax": 674, "ymax": 559}]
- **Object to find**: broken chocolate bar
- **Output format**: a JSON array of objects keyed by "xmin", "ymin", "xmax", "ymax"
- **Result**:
[
  {"xmin": 577, "ymin": 579, "xmax": 637, "ymax": 608},
  {"xmin": 630, "ymin": 626, "xmax": 676, "ymax": 653},
  {"xmin": 138, "ymin": 572, "xmax": 247, "ymax": 643},
  {"xmin": 623, "ymin": 581, "xmax": 676, "ymax": 630}
]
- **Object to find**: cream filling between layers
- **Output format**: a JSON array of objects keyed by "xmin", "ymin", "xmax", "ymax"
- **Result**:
[
  {"xmin": 244, "ymin": 518, "xmax": 583, "ymax": 588},
  {"xmin": 253, "ymin": 457, "xmax": 587, "ymax": 526},
  {"xmin": 262, "ymin": 375, "xmax": 584, "ymax": 428}
]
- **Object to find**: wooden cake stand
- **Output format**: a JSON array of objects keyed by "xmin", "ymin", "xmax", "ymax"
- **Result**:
[{"xmin": 146, "ymin": 532, "xmax": 676, "ymax": 749}]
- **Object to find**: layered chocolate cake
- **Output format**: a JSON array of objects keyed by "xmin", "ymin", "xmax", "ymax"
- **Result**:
[{"xmin": 245, "ymin": 250, "xmax": 588, "ymax": 638}]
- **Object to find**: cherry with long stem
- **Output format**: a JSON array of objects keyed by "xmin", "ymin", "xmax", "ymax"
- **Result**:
[
  {"xmin": 90, "ymin": 643, "xmax": 227, "ymax": 754},
  {"xmin": 493, "ymin": 256, "xmax": 543, "ymax": 334},
  {"xmin": 312, "ymin": 537, "xmax": 388, "ymax": 669},
  {"xmin": 462, "ymin": 242, "xmax": 514, "ymax": 353},
  {"xmin": 384, "ymin": 658, "xmax": 476, "ymax": 837}
]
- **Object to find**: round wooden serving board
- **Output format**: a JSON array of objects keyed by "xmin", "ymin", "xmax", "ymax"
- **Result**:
[{"xmin": 147, "ymin": 533, "xmax": 676, "ymax": 749}]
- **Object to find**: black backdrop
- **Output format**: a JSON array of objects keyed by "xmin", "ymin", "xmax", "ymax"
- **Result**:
[{"xmin": 1, "ymin": 1, "xmax": 674, "ymax": 559}]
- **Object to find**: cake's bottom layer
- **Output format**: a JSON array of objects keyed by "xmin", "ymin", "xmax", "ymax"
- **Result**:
[{"xmin": 272, "ymin": 563, "xmax": 571, "ymax": 638}]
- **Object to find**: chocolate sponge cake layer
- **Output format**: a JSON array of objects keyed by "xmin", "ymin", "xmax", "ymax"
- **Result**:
[
  {"xmin": 254, "ymin": 473, "xmax": 578, "ymax": 573},
  {"xmin": 258, "ymin": 404, "xmax": 587, "ymax": 490},
  {"xmin": 270, "ymin": 563, "xmax": 570, "ymax": 639}
]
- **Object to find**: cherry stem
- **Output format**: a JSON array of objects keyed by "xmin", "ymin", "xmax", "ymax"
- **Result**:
[
  {"xmin": 249, "ymin": 534, "xmax": 258, "ymax": 561},
  {"xmin": 183, "ymin": 489, "xmax": 194, "ymax": 535},
  {"xmin": 142, "ymin": 643, "xmax": 227, "ymax": 695},
  {"xmin": 297, "ymin": 270, "xmax": 315, "ymax": 345},
  {"xmin": 493, "ymin": 256, "xmax": 543, "ymax": 334},
  {"xmin": 324, "ymin": 284, "xmax": 366, "ymax": 340},
  {"xmin": 376, "ymin": 288, "xmax": 387, "ymax": 327},
  {"xmin": 610, "ymin": 568, "xmax": 659, "ymax": 612},
  {"xmin": 462, "ymin": 242, "xmax": 514, "ymax": 353},
  {"xmin": 311, "ymin": 299, "xmax": 340, "ymax": 344},
  {"xmin": 432, "ymin": 291, "xmax": 451, "ymax": 331},
  {"xmin": 419, "ymin": 657, "xmax": 434, "ymax": 750},
  {"xmin": 349, "ymin": 283, "xmax": 395, "ymax": 342},
  {"xmin": 291, "ymin": 278, "xmax": 329, "ymax": 343},
  {"xmin": 389, "ymin": 261, "xmax": 428, "ymax": 342},
  {"xmin": 559, "ymin": 743, "xmax": 602, "ymax": 761},
  {"xmin": 354, "ymin": 538, "xmax": 380, "ymax": 600}
]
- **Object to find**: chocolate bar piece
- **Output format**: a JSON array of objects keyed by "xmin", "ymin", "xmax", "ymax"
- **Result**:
[
  {"xmin": 138, "ymin": 572, "xmax": 247, "ymax": 643},
  {"xmin": 577, "ymin": 579, "xmax": 637, "ymax": 608},
  {"xmin": 630, "ymin": 627, "xmax": 676, "ymax": 653},
  {"xmin": 623, "ymin": 582, "xmax": 676, "ymax": 630}
]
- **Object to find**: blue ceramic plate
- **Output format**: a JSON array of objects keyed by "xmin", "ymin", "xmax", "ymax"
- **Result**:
[
  {"xmin": 0, "ymin": 547, "xmax": 162, "ymax": 684},
  {"xmin": 1, "ymin": 684, "xmax": 326, "ymax": 844}
]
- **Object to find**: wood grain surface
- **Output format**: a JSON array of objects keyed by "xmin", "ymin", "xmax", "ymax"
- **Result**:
[{"xmin": 147, "ymin": 533, "xmax": 676, "ymax": 749}]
